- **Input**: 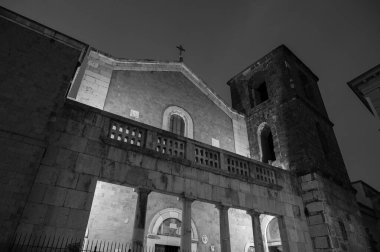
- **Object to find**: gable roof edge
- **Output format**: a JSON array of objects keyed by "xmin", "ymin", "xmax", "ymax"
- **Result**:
[{"xmin": 90, "ymin": 48, "xmax": 245, "ymax": 121}]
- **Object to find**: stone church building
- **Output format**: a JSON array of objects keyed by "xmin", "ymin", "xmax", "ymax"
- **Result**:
[{"xmin": 0, "ymin": 6, "xmax": 372, "ymax": 252}]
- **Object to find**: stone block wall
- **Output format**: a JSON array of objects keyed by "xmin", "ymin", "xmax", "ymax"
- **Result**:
[
  {"xmin": 0, "ymin": 8, "xmax": 87, "ymax": 246},
  {"xmin": 74, "ymin": 180, "xmax": 305, "ymax": 252},
  {"xmin": 85, "ymin": 181, "xmax": 137, "ymax": 243},
  {"xmin": 228, "ymin": 45, "xmax": 350, "ymax": 185},
  {"xmin": 11, "ymin": 99, "xmax": 312, "ymax": 251},
  {"xmin": 70, "ymin": 50, "xmax": 252, "ymax": 156},
  {"xmin": 1, "ymin": 8, "xmax": 360, "ymax": 252},
  {"xmin": 103, "ymin": 69, "xmax": 236, "ymax": 153},
  {"xmin": 227, "ymin": 45, "xmax": 372, "ymax": 252},
  {"xmin": 300, "ymin": 173, "xmax": 369, "ymax": 251},
  {"xmin": 0, "ymin": 135, "xmax": 45, "ymax": 243},
  {"xmin": 71, "ymin": 50, "xmax": 113, "ymax": 110}
]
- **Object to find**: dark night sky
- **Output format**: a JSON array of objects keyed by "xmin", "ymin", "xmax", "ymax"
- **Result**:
[{"xmin": 1, "ymin": 0, "xmax": 379, "ymax": 190}]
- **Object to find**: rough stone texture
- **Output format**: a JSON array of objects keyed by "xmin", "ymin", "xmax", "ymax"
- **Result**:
[
  {"xmin": 110, "ymin": 70, "xmax": 237, "ymax": 153},
  {"xmin": 81, "ymin": 181, "xmax": 296, "ymax": 252},
  {"xmin": 71, "ymin": 50, "xmax": 252, "ymax": 157},
  {"xmin": 10, "ymin": 101, "xmax": 306, "ymax": 251},
  {"xmin": 0, "ymin": 7, "xmax": 87, "ymax": 246},
  {"xmin": 300, "ymin": 173, "xmax": 369, "ymax": 252},
  {"xmin": 228, "ymin": 45, "xmax": 370, "ymax": 251},
  {"xmin": 0, "ymin": 7, "xmax": 371, "ymax": 252},
  {"xmin": 352, "ymin": 181, "xmax": 380, "ymax": 252},
  {"xmin": 228, "ymin": 45, "xmax": 350, "ymax": 185}
]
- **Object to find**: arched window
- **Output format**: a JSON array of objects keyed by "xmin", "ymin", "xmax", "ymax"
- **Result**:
[
  {"xmin": 170, "ymin": 114, "xmax": 185, "ymax": 136},
  {"xmin": 259, "ymin": 124, "xmax": 276, "ymax": 164},
  {"xmin": 162, "ymin": 106, "xmax": 193, "ymax": 139}
]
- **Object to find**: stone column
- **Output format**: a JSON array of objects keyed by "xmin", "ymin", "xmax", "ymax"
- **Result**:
[
  {"xmin": 180, "ymin": 196, "xmax": 194, "ymax": 252},
  {"xmin": 216, "ymin": 204, "xmax": 231, "ymax": 252},
  {"xmin": 277, "ymin": 216, "xmax": 290, "ymax": 252},
  {"xmin": 247, "ymin": 210, "xmax": 265, "ymax": 252},
  {"xmin": 132, "ymin": 188, "xmax": 151, "ymax": 250}
]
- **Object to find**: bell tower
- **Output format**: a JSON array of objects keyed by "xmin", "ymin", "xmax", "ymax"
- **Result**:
[
  {"xmin": 228, "ymin": 45, "xmax": 350, "ymax": 186},
  {"xmin": 228, "ymin": 45, "xmax": 369, "ymax": 251}
]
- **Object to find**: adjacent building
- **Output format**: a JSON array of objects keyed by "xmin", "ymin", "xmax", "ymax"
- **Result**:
[
  {"xmin": 352, "ymin": 181, "xmax": 380, "ymax": 251},
  {"xmin": 348, "ymin": 64, "xmax": 380, "ymax": 120}
]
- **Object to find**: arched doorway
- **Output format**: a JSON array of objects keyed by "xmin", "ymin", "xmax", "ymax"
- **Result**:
[
  {"xmin": 266, "ymin": 218, "xmax": 282, "ymax": 252},
  {"xmin": 147, "ymin": 208, "xmax": 198, "ymax": 252}
]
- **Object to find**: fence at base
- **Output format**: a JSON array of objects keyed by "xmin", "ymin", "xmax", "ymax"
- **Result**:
[
  {"xmin": 8, "ymin": 233, "xmax": 195, "ymax": 252},
  {"xmin": 8, "ymin": 233, "xmax": 140, "ymax": 252}
]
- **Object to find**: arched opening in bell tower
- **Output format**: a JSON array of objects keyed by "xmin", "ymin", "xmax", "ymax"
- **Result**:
[{"xmin": 258, "ymin": 124, "xmax": 276, "ymax": 164}]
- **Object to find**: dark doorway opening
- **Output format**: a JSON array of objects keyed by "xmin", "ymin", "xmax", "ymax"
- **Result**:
[
  {"xmin": 260, "ymin": 126, "xmax": 276, "ymax": 163},
  {"xmin": 268, "ymin": 246, "xmax": 282, "ymax": 252},
  {"xmin": 155, "ymin": 244, "xmax": 180, "ymax": 252},
  {"xmin": 249, "ymin": 81, "xmax": 269, "ymax": 108},
  {"xmin": 255, "ymin": 81, "xmax": 269, "ymax": 105}
]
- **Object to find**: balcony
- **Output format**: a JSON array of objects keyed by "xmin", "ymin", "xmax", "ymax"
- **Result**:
[{"xmin": 63, "ymin": 100, "xmax": 286, "ymax": 190}]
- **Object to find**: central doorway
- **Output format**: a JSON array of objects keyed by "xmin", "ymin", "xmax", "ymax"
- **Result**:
[
  {"xmin": 155, "ymin": 245, "xmax": 180, "ymax": 252},
  {"xmin": 146, "ymin": 207, "xmax": 199, "ymax": 252}
]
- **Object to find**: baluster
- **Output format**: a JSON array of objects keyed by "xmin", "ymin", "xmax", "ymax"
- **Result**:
[
  {"xmin": 185, "ymin": 140, "xmax": 194, "ymax": 162},
  {"xmin": 219, "ymin": 152, "xmax": 227, "ymax": 171}
]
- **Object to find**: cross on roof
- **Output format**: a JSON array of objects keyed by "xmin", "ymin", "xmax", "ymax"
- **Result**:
[{"xmin": 176, "ymin": 44, "xmax": 186, "ymax": 62}]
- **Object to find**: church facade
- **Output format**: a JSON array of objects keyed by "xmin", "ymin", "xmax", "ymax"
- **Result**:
[{"xmin": 0, "ymin": 6, "xmax": 371, "ymax": 252}]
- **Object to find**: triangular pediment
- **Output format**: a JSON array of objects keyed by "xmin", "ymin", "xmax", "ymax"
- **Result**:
[{"xmin": 86, "ymin": 49, "xmax": 244, "ymax": 120}]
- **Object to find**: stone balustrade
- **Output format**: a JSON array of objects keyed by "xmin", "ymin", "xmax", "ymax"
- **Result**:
[{"xmin": 105, "ymin": 113, "xmax": 279, "ymax": 186}]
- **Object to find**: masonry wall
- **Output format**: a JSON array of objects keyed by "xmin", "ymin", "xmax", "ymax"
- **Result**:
[
  {"xmin": 85, "ymin": 182, "xmax": 137, "ymax": 243},
  {"xmin": 360, "ymin": 209, "xmax": 380, "ymax": 251},
  {"xmin": 0, "ymin": 10, "xmax": 86, "ymax": 245},
  {"xmin": 229, "ymin": 47, "xmax": 349, "ymax": 183},
  {"xmin": 228, "ymin": 45, "xmax": 370, "ymax": 251},
  {"xmin": 85, "ymin": 183, "xmax": 222, "ymax": 250},
  {"xmin": 12, "ymin": 100, "xmax": 313, "ymax": 251},
  {"xmin": 104, "ymin": 70, "xmax": 236, "ymax": 152},
  {"xmin": 81, "ymin": 180, "xmax": 286, "ymax": 252},
  {"xmin": 300, "ymin": 173, "xmax": 369, "ymax": 251},
  {"xmin": 71, "ymin": 50, "xmax": 239, "ymax": 154}
]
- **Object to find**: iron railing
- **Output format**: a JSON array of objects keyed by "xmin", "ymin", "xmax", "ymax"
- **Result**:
[{"xmin": 8, "ymin": 233, "xmax": 165, "ymax": 252}]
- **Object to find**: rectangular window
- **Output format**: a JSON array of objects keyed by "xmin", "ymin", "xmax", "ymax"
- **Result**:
[
  {"xmin": 255, "ymin": 81, "xmax": 269, "ymax": 105},
  {"xmin": 250, "ymin": 81, "xmax": 269, "ymax": 108}
]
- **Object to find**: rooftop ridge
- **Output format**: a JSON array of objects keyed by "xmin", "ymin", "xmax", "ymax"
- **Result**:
[
  {"xmin": 91, "ymin": 48, "xmax": 246, "ymax": 120},
  {"xmin": 0, "ymin": 6, "xmax": 88, "ymax": 52},
  {"xmin": 227, "ymin": 44, "xmax": 319, "ymax": 85}
]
